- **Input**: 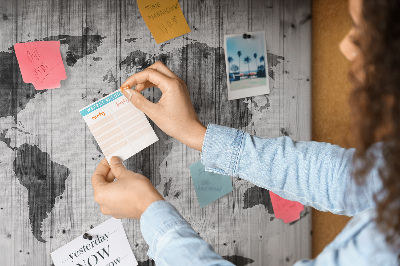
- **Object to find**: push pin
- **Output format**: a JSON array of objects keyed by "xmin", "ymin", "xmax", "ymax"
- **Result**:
[
  {"xmin": 242, "ymin": 33, "xmax": 251, "ymax": 39},
  {"xmin": 83, "ymin": 233, "xmax": 93, "ymax": 240}
]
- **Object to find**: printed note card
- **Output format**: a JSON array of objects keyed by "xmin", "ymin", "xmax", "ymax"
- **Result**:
[
  {"xmin": 79, "ymin": 90, "xmax": 158, "ymax": 162},
  {"xmin": 137, "ymin": 0, "xmax": 191, "ymax": 44},
  {"xmin": 189, "ymin": 161, "xmax": 233, "ymax": 208},
  {"xmin": 14, "ymin": 41, "xmax": 67, "ymax": 90},
  {"xmin": 51, "ymin": 218, "xmax": 138, "ymax": 266}
]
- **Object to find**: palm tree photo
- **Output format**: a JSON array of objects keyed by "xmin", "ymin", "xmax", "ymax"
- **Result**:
[{"xmin": 225, "ymin": 32, "xmax": 269, "ymax": 93}]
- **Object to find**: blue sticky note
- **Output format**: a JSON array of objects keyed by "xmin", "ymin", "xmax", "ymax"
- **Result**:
[{"xmin": 189, "ymin": 160, "xmax": 233, "ymax": 208}]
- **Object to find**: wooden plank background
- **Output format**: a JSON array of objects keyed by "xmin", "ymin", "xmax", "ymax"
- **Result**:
[{"xmin": 0, "ymin": 0, "xmax": 311, "ymax": 265}]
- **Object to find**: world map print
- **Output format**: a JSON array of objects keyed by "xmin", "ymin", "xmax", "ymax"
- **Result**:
[{"xmin": 0, "ymin": 30, "xmax": 288, "ymax": 242}]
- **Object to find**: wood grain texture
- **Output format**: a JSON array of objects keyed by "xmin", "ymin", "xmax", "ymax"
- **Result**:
[
  {"xmin": 311, "ymin": 0, "xmax": 353, "ymax": 258},
  {"xmin": 0, "ymin": 0, "xmax": 311, "ymax": 265}
]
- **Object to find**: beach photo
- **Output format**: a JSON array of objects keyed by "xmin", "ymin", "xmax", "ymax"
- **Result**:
[{"xmin": 224, "ymin": 31, "xmax": 270, "ymax": 100}]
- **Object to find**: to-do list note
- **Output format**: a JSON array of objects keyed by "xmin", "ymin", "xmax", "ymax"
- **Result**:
[{"xmin": 80, "ymin": 90, "xmax": 158, "ymax": 162}]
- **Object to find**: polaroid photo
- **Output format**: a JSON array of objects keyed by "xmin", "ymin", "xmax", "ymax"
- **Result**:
[{"xmin": 224, "ymin": 31, "xmax": 270, "ymax": 100}]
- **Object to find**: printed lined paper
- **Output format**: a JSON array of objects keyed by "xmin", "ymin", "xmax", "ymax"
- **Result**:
[{"xmin": 80, "ymin": 90, "xmax": 158, "ymax": 162}]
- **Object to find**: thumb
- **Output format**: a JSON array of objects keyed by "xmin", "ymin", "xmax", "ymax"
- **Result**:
[
  {"xmin": 92, "ymin": 158, "xmax": 111, "ymax": 189},
  {"xmin": 109, "ymin": 156, "xmax": 128, "ymax": 178},
  {"xmin": 122, "ymin": 88, "xmax": 155, "ymax": 115}
]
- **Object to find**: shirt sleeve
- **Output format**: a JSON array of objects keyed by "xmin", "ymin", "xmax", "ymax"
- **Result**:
[
  {"xmin": 201, "ymin": 124, "xmax": 383, "ymax": 216},
  {"xmin": 140, "ymin": 200, "xmax": 235, "ymax": 266}
]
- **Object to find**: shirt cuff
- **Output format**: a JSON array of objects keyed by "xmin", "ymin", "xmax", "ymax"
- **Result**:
[
  {"xmin": 201, "ymin": 124, "xmax": 245, "ymax": 176},
  {"xmin": 140, "ymin": 200, "xmax": 191, "ymax": 259}
]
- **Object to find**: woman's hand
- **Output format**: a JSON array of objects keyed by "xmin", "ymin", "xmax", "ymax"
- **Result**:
[
  {"xmin": 120, "ymin": 61, "xmax": 206, "ymax": 151},
  {"xmin": 91, "ymin": 157, "xmax": 164, "ymax": 219}
]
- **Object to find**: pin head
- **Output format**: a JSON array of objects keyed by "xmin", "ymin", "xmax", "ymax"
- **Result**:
[
  {"xmin": 83, "ymin": 233, "xmax": 93, "ymax": 240},
  {"xmin": 242, "ymin": 34, "xmax": 252, "ymax": 39}
]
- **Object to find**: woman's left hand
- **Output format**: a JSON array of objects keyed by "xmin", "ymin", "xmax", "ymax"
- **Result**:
[{"xmin": 91, "ymin": 157, "xmax": 164, "ymax": 219}]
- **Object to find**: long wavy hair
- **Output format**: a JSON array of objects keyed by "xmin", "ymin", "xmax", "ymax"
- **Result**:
[{"xmin": 350, "ymin": 0, "xmax": 400, "ymax": 250}]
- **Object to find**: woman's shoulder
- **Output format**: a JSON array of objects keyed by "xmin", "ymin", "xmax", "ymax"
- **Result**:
[{"xmin": 323, "ymin": 209, "xmax": 399, "ymax": 265}]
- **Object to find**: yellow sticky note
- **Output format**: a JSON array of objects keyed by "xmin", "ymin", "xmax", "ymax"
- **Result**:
[{"xmin": 137, "ymin": 0, "xmax": 191, "ymax": 44}]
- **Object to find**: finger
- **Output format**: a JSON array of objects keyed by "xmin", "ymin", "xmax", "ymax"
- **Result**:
[
  {"xmin": 121, "ymin": 68, "xmax": 173, "ymax": 93},
  {"xmin": 121, "ymin": 89, "xmax": 159, "ymax": 116},
  {"xmin": 134, "ymin": 61, "xmax": 180, "ymax": 91},
  {"xmin": 109, "ymin": 156, "xmax": 129, "ymax": 178},
  {"xmin": 147, "ymin": 61, "xmax": 178, "ymax": 79},
  {"xmin": 105, "ymin": 169, "xmax": 116, "ymax": 183},
  {"xmin": 100, "ymin": 206, "xmax": 110, "ymax": 216},
  {"xmin": 91, "ymin": 159, "xmax": 111, "ymax": 189},
  {"xmin": 135, "ymin": 81, "xmax": 156, "ymax": 92}
]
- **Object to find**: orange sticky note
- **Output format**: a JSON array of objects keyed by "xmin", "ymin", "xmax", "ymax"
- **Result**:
[
  {"xmin": 137, "ymin": 0, "xmax": 191, "ymax": 44},
  {"xmin": 14, "ymin": 41, "xmax": 67, "ymax": 90},
  {"xmin": 270, "ymin": 191, "xmax": 304, "ymax": 224}
]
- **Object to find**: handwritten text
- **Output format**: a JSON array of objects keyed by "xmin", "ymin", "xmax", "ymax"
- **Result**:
[{"xmin": 92, "ymin": 112, "xmax": 105, "ymax": 120}]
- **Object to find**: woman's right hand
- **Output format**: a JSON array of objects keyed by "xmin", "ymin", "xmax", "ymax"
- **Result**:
[{"xmin": 120, "ymin": 61, "xmax": 207, "ymax": 151}]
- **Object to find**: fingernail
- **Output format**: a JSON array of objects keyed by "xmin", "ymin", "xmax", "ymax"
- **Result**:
[
  {"xmin": 121, "ymin": 85, "xmax": 130, "ymax": 92},
  {"xmin": 123, "ymin": 89, "xmax": 133, "ymax": 100},
  {"xmin": 110, "ymin": 156, "xmax": 122, "ymax": 165}
]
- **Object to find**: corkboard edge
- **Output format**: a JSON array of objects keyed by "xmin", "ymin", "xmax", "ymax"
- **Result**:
[{"xmin": 311, "ymin": 0, "xmax": 353, "ymax": 258}]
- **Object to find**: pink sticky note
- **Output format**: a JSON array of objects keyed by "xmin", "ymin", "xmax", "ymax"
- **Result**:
[
  {"xmin": 14, "ymin": 41, "xmax": 66, "ymax": 90},
  {"xmin": 270, "ymin": 191, "xmax": 304, "ymax": 223}
]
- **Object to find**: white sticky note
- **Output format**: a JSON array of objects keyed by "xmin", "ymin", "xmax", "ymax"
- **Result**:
[
  {"xmin": 79, "ymin": 90, "xmax": 158, "ymax": 162},
  {"xmin": 51, "ymin": 218, "xmax": 138, "ymax": 266}
]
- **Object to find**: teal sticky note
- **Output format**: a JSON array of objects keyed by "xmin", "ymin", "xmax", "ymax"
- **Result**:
[{"xmin": 189, "ymin": 160, "xmax": 233, "ymax": 208}]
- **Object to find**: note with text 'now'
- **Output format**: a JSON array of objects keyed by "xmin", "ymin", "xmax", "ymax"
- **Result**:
[{"xmin": 51, "ymin": 218, "xmax": 137, "ymax": 266}]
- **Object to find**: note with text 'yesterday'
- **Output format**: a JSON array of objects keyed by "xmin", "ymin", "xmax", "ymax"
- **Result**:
[
  {"xmin": 51, "ymin": 218, "xmax": 138, "ymax": 266},
  {"xmin": 79, "ymin": 90, "xmax": 158, "ymax": 162}
]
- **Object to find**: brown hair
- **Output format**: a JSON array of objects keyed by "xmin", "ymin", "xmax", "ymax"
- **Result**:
[{"xmin": 350, "ymin": 0, "xmax": 400, "ymax": 250}]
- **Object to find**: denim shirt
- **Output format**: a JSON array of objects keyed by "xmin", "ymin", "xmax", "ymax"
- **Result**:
[{"xmin": 140, "ymin": 124, "xmax": 399, "ymax": 265}]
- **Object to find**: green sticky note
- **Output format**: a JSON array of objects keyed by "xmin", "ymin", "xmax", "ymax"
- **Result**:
[{"xmin": 189, "ymin": 160, "xmax": 233, "ymax": 208}]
